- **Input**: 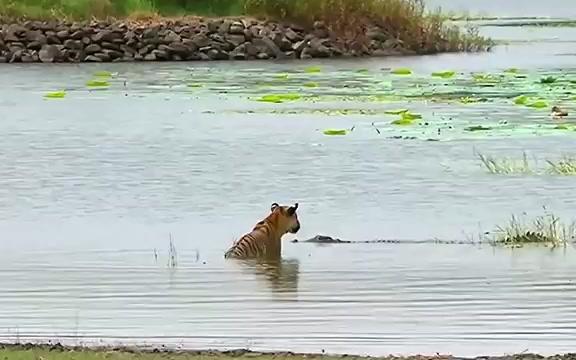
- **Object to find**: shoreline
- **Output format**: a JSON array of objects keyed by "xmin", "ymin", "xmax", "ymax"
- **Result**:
[
  {"xmin": 1, "ymin": 343, "xmax": 575, "ymax": 360},
  {"xmin": 0, "ymin": 16, "xmax": 489, "ymax": 64}
]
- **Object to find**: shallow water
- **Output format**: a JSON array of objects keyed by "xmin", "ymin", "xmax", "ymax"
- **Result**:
[{"xmin": 1, "ymin": 4, "xmax": 576, "ymax": 357}]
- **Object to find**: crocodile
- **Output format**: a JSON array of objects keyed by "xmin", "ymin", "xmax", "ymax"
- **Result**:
[{"xmin": 291, "ymin": 234, "xmax": 484, "ymax": 245}]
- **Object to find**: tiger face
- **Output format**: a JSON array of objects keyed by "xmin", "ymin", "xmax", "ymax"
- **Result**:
[{"xmin": 271, "ymin": 202, "xmax": 300, "ymax": 234}]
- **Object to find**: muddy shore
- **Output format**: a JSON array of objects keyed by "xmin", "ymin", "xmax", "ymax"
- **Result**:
[
  {"xmin": 1, "ymin": 343, "xmax": 576, "ymax": 360},
  {"xmin": 0, "ymin": 17, "xmax": 419, "ymax": 64}
]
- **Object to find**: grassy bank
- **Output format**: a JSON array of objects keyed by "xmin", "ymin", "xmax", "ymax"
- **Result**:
[{"xmin": 0, "ymin": 0, "xmax": 493, "ymax": 54}]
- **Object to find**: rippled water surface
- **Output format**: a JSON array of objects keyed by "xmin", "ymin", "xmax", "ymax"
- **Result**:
[{"xmin": 1, "ymin": 1, "xmax": 576, "ymax": 357}]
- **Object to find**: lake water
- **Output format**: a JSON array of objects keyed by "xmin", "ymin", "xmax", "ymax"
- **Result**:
[{"xmin": 1, "ymin": 0, "xmax": 576, "ymax": 357}]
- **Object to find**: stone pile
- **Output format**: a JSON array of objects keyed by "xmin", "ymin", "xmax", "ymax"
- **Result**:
[{"xmin": 0, "ymin": 18, "xmax": 410, "ymax": 63}]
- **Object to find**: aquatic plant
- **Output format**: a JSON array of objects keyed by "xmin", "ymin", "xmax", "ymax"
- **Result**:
[
  {"xmin": 94, "ymin": 70, "xmax": 112, "ymax": 78},
  {"xmin": 323, "ymin": 129, "xmax": 347, "ymax": 136},
  {"xmin": 526, "ymin": 100, "xmax": 548, "ymax": 109},
  {"xmin": 168, "ymin": 233, "xmax": 177, "ymax": 268},
  {"xmin": 385, "ymin": 109, "xmax": 409, "ymax": 115},
  {"xmin": 465, "ymin": 125, "xmax": 492, "ymax": 132},
  {"xmin": 540, "ymin": 76, "xmax": 557, "ymax": 84},
  {"xmin": 490, "ymin": 211, "xmax": 576, "ymax": 248},
  {"xmin": 86, "ymin": 79, "xmax": 110, "ymax": 87},
  {"xmin": 304, "ymin": 66, "xmax": 321, "ymax": 73},
  {"xmin": 257, "ymin": 93, "xmax": 302, "ymax": 103},
  {"xmin": 477, "ymin": 152, "xmax": 533, "ymax": 175},
  {"xmin": 187, "ymin": 83, "xmax": 203, "ymax": 88},
  {"xmin": 44, "ymin": 90, "xmax": 66, "ymax": 98},
  {"xmin": 547, "ymin": 156, "xmax": 576, "ymax": 175},
  {"xmin": 303, "ymin": 82, "xmax": 319, "ymax": 88},
  {"xmin": 431, "ymin": 70, "xmax": 455, "ymax": 78},
  {"xmin": 513, "ymin": 95, "xmax": 529, "ymax": 105},
  {"xmin": 391, "ymin": 67, "xmax": 412, "ymax": 75}
]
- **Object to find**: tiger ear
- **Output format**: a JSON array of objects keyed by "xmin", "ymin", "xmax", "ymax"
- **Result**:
[
  {"xmin": 287, "ymin": 203, "xmax": 298, "ymax": 216},
  {"xmin": 270, "ymin": 203, "xmax": 279, "ymax": 212}
]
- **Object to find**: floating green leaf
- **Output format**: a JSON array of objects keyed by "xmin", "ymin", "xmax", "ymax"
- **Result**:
[
  {"xmin": 431, "ymin": 70, "xmax": 455, "ymax": 78},
  {"xmin": 385, "ymin": 109, "xmax": 409, "ymax": 115},
  {"xmin": 514, "ymin": 95, "xmax": 529, "ymax": 105},
  {"xmin": 305, "ymin": 66, "xmax": 321, "ymax": 73},
  {"xmin": 401, "ymin": 112, "xmax": 422, "ymax": 120},
  {"xmin": 257, "ymin": 93, "xmax": 302, "ymax": 103},
  {"xmin": 460, "ymin": 97, "xmax": 487, "ymax": 104},
  {"xmin": 44, "ymin": 90, "xmax": 66, "ymax": 98},
  {"xmin": 504, "ymin": 67, "xmax": 519, "ymax": 74},
  {"xmin": 323, "ymin": 129, "xmax": 347, "ymax": 136},
  {"xmin": 275, "ymin": 73, "xmax": 289, "ymax": 79},
  {"xmin": 187, "ymin": 83, "xmax": 203, "ymax": 88},
  {"xmin": 391, "ymin": 118, "xmax": 414, "ymax": 125},
  {"xmin": 94, "ymin": 70, "xmax": 112, "ymax": 78},
  {"xmin": 391, "ymin": 68, "xmax": 412, "ymax": 75},
  {"xmin": 86, "ymin": 79, "xmax": 110, "ymax": 87},
  {"xmin": 527, "ymin": 100, "xmax": 548, "ymax": 108},
  {"xmin": 303, "ymin": 82, "xmax": 319, "ymax": 88},
  {"xmin": 356, "ymin": 68, "xmax": 369, "ymax": 73}
]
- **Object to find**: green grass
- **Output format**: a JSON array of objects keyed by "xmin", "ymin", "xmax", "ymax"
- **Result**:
[
  {"xmin": 489, "ymin": 211, "xmax": 576, "ymax": 248},
  {"xmin": 0, "ymin": 0, "xmax": 493, "ymax": 55},
  {"xmin": 547, "ymin": 156, "xmax": 576, "ymax": 175}
]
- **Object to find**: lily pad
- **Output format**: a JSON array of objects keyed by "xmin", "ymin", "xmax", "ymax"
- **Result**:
[
  {"xmin": 86, "ymin": 79, "xmax": 110, "ymax": 87},
  {"xmin": 356, "ymin": 68, "xmax": 369, "ymax": 73},
  {"xmin": 401, "ymin": 112, "xmax": 422, "ymax": 120},
  {"xmin": 391, "ymin": 68, "xmax": 412, "ymax": 75},
  {"xmin": 44, "ymin": 90, "xmax": 66, "ymax": 98},
  {"xmin": 303, "ymin": 82, "xmax": 319, "ymax": 88},
  {"xmin": 385, "ymin": 109, "xmax": 409, "ymax": 115},
  {"xmin": 431, "ymin": 70, "xmax": 456, "ymax": 78},
  {"xmin": 275, "ymin": 73, "xmax": 289, "ymax": 79},
  {"xmin": 257, "ymin": 93, "xmax": 302, "ymax": 103},
  {"xmin": 514, "ymin": 95, "xmax": 529, "ymax": 105},
  {"xmin": 391, "ymin": 118, "xmax": 415, "ymax": 125},
  {"xmin": 527, "ymin": 100, "xmax": 548, "ymax": 108},
  {"xmin": 323, "ymin": 129, "xmax": 347, "ymax": 136},
  {"xmin": 187, "ymin": 83, "xmax": 203, "ymax": 88},
  {"xmin": 305, "ymin": 66, "xmax": 322, "ymax": 73},
  {"xmin": 94, "ymin": 70, "xmax": 112, "ymax": 78}
]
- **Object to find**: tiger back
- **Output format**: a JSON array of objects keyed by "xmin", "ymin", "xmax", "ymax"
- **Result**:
[{"xmin": 224, "ymin": 203, "xmax": 300, "ymax": 260}]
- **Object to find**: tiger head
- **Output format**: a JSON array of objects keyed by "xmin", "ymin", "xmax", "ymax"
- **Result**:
[{"xmin": 270, "ymin": 202, "xmax": 300, "ymax": 234}]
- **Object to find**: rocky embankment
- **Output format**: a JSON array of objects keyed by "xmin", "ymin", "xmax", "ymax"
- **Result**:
[{"xmin": 0, "ymin": 18, "xmax": 411, "ymax": 63}]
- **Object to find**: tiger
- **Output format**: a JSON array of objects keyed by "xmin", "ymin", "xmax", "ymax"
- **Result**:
[{"xmin": 224, "ymin": 202, "xmax": 301, "ymax": 260}]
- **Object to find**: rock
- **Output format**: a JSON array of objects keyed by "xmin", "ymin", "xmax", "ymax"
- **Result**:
[
  {"xmin": 300, "ymin": 47, "xmax": 313, "ymax": 59},
  {"xmin": 191, "ymin": 34, "xmax": 211, "ymax": 48},
  {"xmin": 0, "ymin": 56, "xmax": 7, "ymax": 63},
  {"xmin": 252, "ymin": 36, "xmax": 285, "ymax": 59},
  {"xmin": 284, "ymin": 27, "xmax": 302, "ymax": 42},
  {"xmin": 93, "ymin": 52, "xmax": 111, "ymax": 62},
  {"xmin": 84, "ymin": 43, "xmax": 101, "ymax": 54},
  {"xmin": 101, "ymin": 41, "xmax": 121, "ymax": 51},
  {"xmin": 207, "ymin": 20, "xmax": 222, "ymax": 33},
  {"xmin": 273, "ymin": 33, "xmax": 293, "ymax": 51},
  {"xmin": 256, "ymin": 52, "xmax": 270, "ymax": 60},
  {"xmin": 230, "ymin": 44, "xmax": 247, "ymax": 60},
  {"xmin": 46, "ymin": 33, "xmax": 62, "ymax": 45},
  {"xmin": 166, "ymin": 42, "xmax": 193, "ymax": 56},
  {"xmin": 307, "ymin": 38, "xmax": 332, "ymax": 58},
  {"xmin": 56, "ymin": 30, "xmax": 70, "ymax": 39},
  {"xmin": 26, "ymin": 41, "xmax": 43, "ymax": 51},
  {"xmin": 82, "ymin": 36, "xmax": 91, "ymax": 45},
  {"xmin": 163, "ymin": 30, "xmax": 181, "ymax": 44},
  {"xmin": 9, "ymin": 50, "xmax": 22, "ymax": 63},
  {"xmin": 218, "ymin": 20, "xmax": 232, "ymax": 34},
  {"xmin": 26, "ymin": 30, "xmax": 47, "ymax": 44},
  {"xmin": 229, "ymin": 21, "xmax": 245, "ymax": 35},
  {"xmin": 4, "ymin": 24, "xmax": 27, "ymax": 42},
  {"xmin": 292, "ymin": 38, "xmax": 309, "ymax": 53},
  {"xmin": 64, "ymin": 39, "xmax": 83, "ymax": 50},
  {"xmin": 38, "ymin": 44, "xmax": 61, "ymax": 63},
  {"xmin": 120, "ymin": 44, "xmax": 136, "ymax": 56},
  {"xmin": 84, "ymin": 55, "xmax": 102, "ymax": 62},
  {"xmin": 144, "ymin": 52, "xmax": 156, "ymax": 61},
  {"xmin": 142, "ymin": 27, "xmax": 159, "ymax": 39},
  {"xmin": 153, "ymin": 49, "xmax": 169, "ymax": 60},
  {"xmin": 206, "ymin": 48, "xmax": 229, "ymax": 60},
  {"xmin": 70, "ymin": 30, "xmax": 85, "ymax": 40},
  {"xmin": 102, "ymin": 49, "xmax": 123, "ymax": 60},
  {"xmin": 225, "ymin": 34, "xmax": 245, "ymax": 48},
  {"xmin": 92, "ymin": 30, "xmax": 117, "ymax": 43},
  {"xmin": 21, "ymin": 53, "xmax": 35, "ymax": 63}
]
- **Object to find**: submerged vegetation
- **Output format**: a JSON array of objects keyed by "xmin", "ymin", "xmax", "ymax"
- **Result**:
[
  {"xmin": 488, "ymin": 211, "xmax": 576, "ymax": 248},
  {"xmin": 0, "ymin": 0, "xmax": 493, "ymax": 54},
  {"xmin": 477, "ymin": 153, "xmax": 576, "ymax": 176}
]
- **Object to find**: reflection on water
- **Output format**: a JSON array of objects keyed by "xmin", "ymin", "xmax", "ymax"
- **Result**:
[{"xmin": 233, "ymin": 258, "xmax": 300, "ymax": 297}]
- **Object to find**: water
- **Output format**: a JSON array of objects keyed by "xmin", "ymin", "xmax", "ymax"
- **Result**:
[{"xmin": 1, "ymin": 1, "xmax": 576, "ymax": 357}]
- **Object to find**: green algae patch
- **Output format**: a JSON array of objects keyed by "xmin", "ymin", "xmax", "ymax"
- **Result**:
[
  {"xmin": 187, "ymin": 83, "xmax": 204, "ymax": 88},
  {"xmin": 304, "ymin": 66, "xmax": 322, "ymax": 73},
  {"xmin": 391, "ymin": 67, "xmax": 412, "ymax": 75},
  {"xmin": 44, "ymin": 90, "xmax": 66, "ymax": 99},
  {"xmin": 400, "ymin": 112, "xmax": 422, "ymax": 120},
  {"xmin": 275, "ymin": 73, "xmax": 289, "ymax": 80},
  {"xmin": 431, "ymin": 70, "xmax": 456, "ymax": 78},
  {"xmin": 391, "ymin": 118, "xmax": 415, "ymax": 125},
  {"xmin": 323, "ymin": 129, "xmax": 347, "ymax": 136},
  {"xmin": 257, "ymin": 93, "xmax": 302, "ymax": 103},
  {"xmin": 86, "ymin": 79, "xmax": 110, "ymax": 87}
]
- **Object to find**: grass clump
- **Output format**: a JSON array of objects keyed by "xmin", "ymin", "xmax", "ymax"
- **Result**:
[
  {"xmin": 547, "ymin": 156, "xmax": 576, "ymax": 175},
  {"xmin": 490, "ymin": 211, "xmax": 576, "ymax": 248},
  {"xmin": 478, "ymin": 152, "xmax": 533, "ymax": 175}
]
